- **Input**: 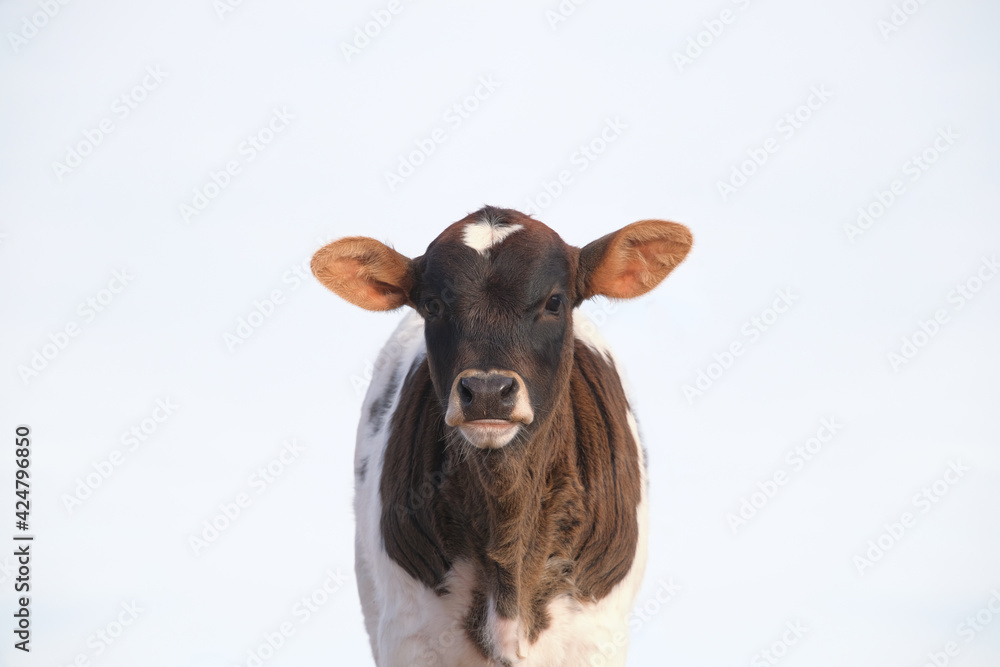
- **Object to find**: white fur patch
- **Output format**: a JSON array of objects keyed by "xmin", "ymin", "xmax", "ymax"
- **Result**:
[
  {"xmin": 488, "ymin": 594, "xmax": 528, "ymax": 661},
  {"xmin": 462, "ymin": 221, "xmax": 524, "ymax": 254},
  {"xmin": 572, "ymin": 307, "xmax": 615, "ymax": 360}
]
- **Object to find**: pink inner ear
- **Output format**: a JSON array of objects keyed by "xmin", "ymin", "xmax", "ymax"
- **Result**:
[
  {"xmin": 604, "ymin": 264, "xmax": 645, "ymax": 298},
  {"xmin": 362, "ymin": 279, "xmax": 408, "ymax": 309},
  {"xmin": 341, "ymin": 258, "xmax": 408, "ymax": 310},
  {"xmin": 636, "ymin": 238, "xmax": 682, "ymax": 269}
]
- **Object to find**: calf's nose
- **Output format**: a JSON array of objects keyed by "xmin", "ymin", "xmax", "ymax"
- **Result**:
[{"xmin": 458, "ymin": 374, "xmax": 516, "ymax": 420}]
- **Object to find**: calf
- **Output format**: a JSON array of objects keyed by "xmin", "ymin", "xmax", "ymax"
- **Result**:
[{"xmin": 311, "ymin": 206, "xmax": 692, "ymax": 666}]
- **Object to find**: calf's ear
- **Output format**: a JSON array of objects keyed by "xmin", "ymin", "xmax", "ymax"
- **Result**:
[
  {"xmin": 311, "ymin": 237, "xmax": 415, "ymax": 311},
  {"xmin": 578, "ymin": 220, "xmax": 692, "ymax": 300}
]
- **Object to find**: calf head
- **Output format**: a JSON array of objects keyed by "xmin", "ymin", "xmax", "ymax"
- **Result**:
[{"xmin": 312, "ymin": 207, "xmax": 692, "ymax": 449}]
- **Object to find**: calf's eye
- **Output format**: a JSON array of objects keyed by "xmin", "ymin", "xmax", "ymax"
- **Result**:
[
  {"xmin": 424, "ymin": 299, "xmax": 444, "ymax": 319},
  {"xmin": 545, "ymin": 295, "xmax": 562, "ymax": 314}
]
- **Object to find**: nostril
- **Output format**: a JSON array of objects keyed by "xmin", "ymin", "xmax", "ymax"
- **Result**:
[
  {"xmin": 458, "ymin": 378, "xmax": 474, "ymax": 406},
  {"xmin": 498, "ymin": 377, "xmax": 515, "ymax": 399}
]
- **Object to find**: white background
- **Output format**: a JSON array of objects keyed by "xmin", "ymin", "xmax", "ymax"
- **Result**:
[{"xmin": 1, "ymin": 0, "xmax": 999, "ymax": 665}]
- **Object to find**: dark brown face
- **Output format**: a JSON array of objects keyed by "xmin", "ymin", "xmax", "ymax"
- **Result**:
[
  {"xmin": 311, "ymin": 204, "xmax": 694, "ymax": 447},
  {"xmin": 412, "ymin": 210, "xmax": 578, "ymax": 448}
]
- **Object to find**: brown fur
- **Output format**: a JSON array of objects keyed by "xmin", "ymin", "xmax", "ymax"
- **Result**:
[{"xmin": 379, "ymin": 339, "xmax": 641, "ymax": 656}]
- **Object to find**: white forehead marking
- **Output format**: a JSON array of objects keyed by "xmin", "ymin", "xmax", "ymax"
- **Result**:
[{"xmin": 462, "ymin": 221, "xmax": 524, "ymax": 254}]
